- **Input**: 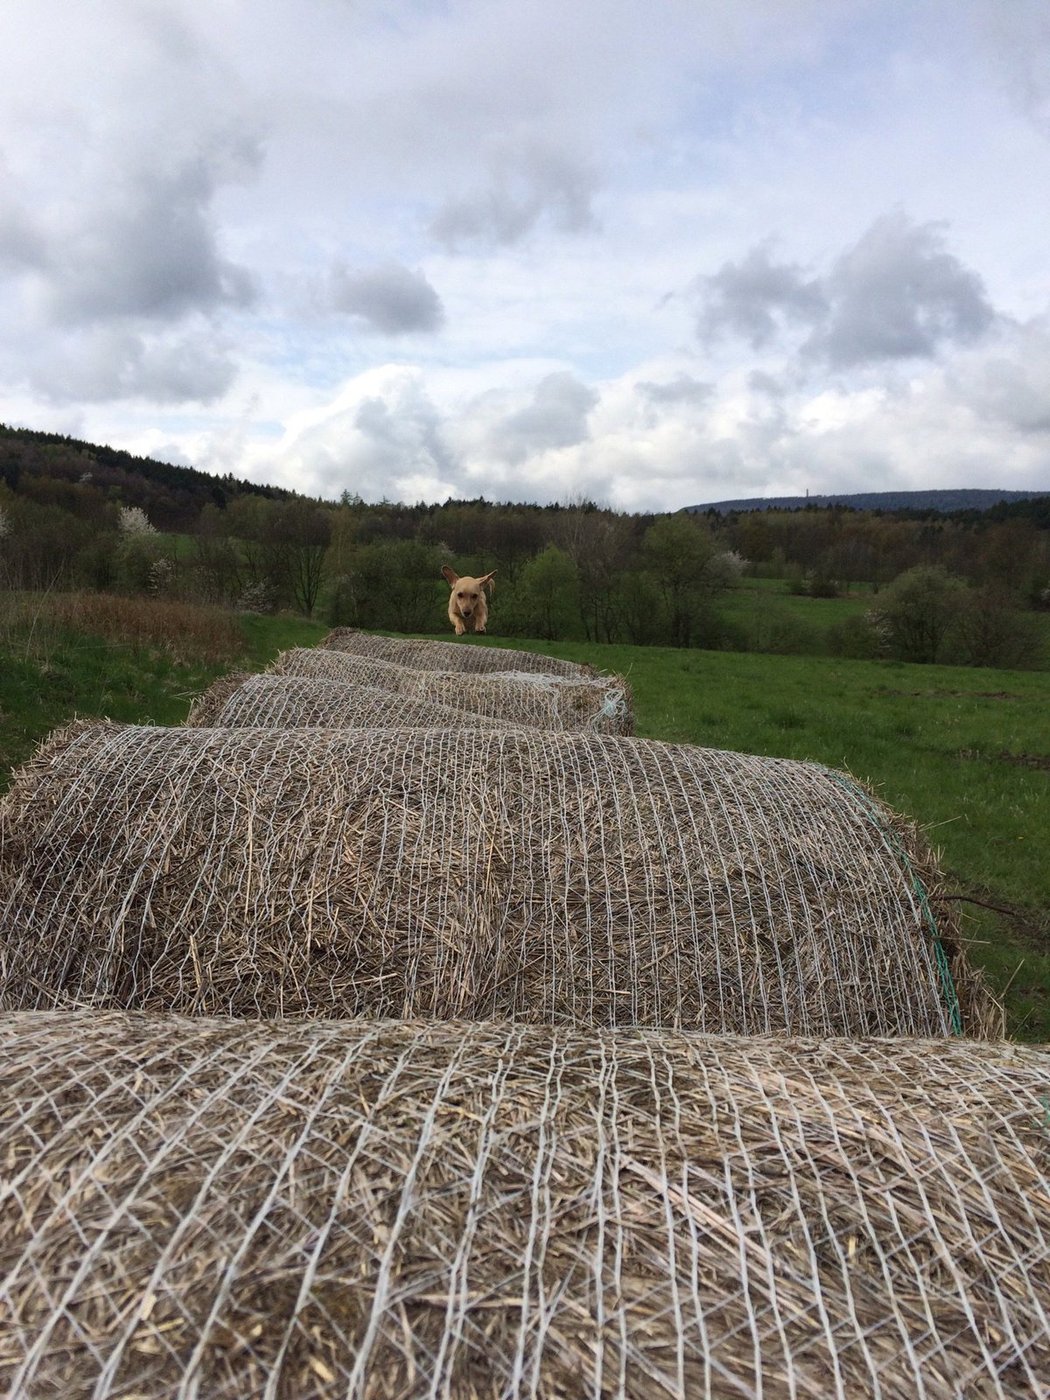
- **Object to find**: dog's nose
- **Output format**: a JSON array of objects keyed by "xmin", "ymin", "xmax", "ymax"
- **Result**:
[{"xmin": 461, "ymin": 607, "xmax": 472, "ymax": 617}]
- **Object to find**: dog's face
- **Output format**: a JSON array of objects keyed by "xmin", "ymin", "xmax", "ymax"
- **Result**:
[{"xmin": 442, "ymin": 566, "xmax": 496, "ymax": 635}]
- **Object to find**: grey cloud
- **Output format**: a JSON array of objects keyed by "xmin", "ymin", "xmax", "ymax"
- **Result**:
[
  {"xmin": 148, "ymin": 442, "xmax": 197, "ymax": 467},
  {"xmin": 975, "ymin": 1, "xmax": 1050, "ymax": 132},
  {"xmin": 44, "ymin": 151, "xmax": 259, "ymax": 326},
  {"xmin": 696, "ymin": 215, "xmax": 996, "ymax": 368},
  {"xmin": 748, "ymin": 370, "xmax": 786, "ymax": 396},
  {"xmin": 695, "ymin": 242, "xmax": 826, "ymax": 348},
  {"xmin": 352, "ymin": 396, "xmax": 425, "ymax": 458},
  {"xmin": 807, "ymin": 213, "xmax": 996, "ymax": 367},
  {"xmin": 26, "ymin": 325, "xmax": 237, "ymax": 405},
  {"xmin": 950, "ymin": 322, "xmax": 1050, "ymax": 434},
  {"xmin": 638, "ymin": 374, "xmax": 714, "ymax": 406},
  {"xmin": 329, "ymin": 263, "xmax": 445, "ymax": 334},
  {"xmin": 0, "ymin": 197, "xmax": 45, "ymax": 272},
  {"xmin": 138, "ymin": 3, "xmax": 207, "ymax": 68},
  {"xmin": 496, "ymin": 372, "xmax": 598, "ymax": 462},
  {"xmin": 430, "ymin": 142, "xmax": 598, "ymax": 248}
]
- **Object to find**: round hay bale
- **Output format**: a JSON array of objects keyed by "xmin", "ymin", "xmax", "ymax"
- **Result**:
[
  {"xmin": 271, "ymin": 647, "xmax": 634, "ymax": 735},
  {"xmin": 184, "ymin": 670, "xmax": 253, "ymax": 726},
  {"xmin": 0, "ymin": 723, "xmax": 994, "ymax": 1035},
  {"xmin": 186, "ymin": 674, "xmax": 513, "ymax": 729},
  {"xmin": 1, "ymin": 1013, "xmax": 1046, "ymax": 1399},
  {"xmin": 319, "ymin": 627, "xmax": 592, "ymax": 676}
]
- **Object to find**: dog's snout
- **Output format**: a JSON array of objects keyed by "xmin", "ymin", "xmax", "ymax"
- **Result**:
[{"xmin": 461, "ymin": 606, "xmax": 473, "ymax": 617}]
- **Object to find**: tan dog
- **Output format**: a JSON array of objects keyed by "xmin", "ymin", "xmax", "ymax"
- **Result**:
[{"xmin": 442, "ymin": 566, "xmax": 496, "ymax": 635}]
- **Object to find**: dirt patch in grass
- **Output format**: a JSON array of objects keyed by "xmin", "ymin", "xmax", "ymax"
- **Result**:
[
  {"xmin": 878, "ymin": 688, "xmax": 1024, "ymax": 700},
  {"xmin": 997, "ymin": 751, "xmax": 1050, "ymax": 771},
  {"xmin": 956, "ymin": 748, "xmax": 1050, "ymax": 770}
]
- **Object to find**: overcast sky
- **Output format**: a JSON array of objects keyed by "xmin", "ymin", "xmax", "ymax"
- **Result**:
[{"xmin": 2, "ymin": 0, "xmax": 1050, "ymax": 511}]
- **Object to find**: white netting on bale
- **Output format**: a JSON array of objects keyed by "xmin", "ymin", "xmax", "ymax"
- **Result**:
[
  {"xmin": 319, "ymin": 627, "xmax": 592, "ymax": 676},
  {"xmin": 271, "ymin": 646, "xmax": 634, "ymax": 734},
  {"xmin": 0, "ymin": 722, "xmax": 994, "ymax": 1035},
  {"xmin": 1, "ymin": 1013, "xmax": 1047, "ymax": 1400},
  {"xmin": 187, "ymin": 674, "xmax": 513, "ymax": 729}
]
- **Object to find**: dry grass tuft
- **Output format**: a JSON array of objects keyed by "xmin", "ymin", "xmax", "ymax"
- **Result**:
[{"xmin": 0, "ymin": 590, "xmax": 244, "ymax": 665}]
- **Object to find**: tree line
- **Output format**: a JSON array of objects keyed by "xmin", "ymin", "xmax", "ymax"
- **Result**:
[{"xmin": 1, "ymin": 424, "xmax": 1048, "ymax": 667}]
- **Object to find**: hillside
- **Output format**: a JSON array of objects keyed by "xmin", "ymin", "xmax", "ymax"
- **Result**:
[
  {"xmin": 0, "ymin": 423, "xmax": 296, "ymax": 530},
  {"xmin": 689, "ymin": 488, "xmax": 1050, "ymax": 516},
  {"xmin": 5, "ymin": 423, "xmax": 1049, "ymax": 528}
]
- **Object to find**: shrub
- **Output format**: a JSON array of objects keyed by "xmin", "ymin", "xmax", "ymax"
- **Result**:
[
  {"xmin": 868, "ymin": 565, "xmax": 967, "ymax": 664},
  {"xmin": 826, "ymin": 614, "xmax": 883, "ymax": 660},
  {"xmin": 955, "ymin": 587, "xmax": 1046, "ymax": 670}
]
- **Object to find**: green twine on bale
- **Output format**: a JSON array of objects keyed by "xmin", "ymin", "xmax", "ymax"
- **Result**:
[{"xmin": 824, "ymin": 769, "xmax": 963, "ymax": 1036}]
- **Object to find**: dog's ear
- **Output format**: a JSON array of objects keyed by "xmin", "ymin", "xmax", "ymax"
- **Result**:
[
  {"xmin": 441, "ymin": 565, "xmax": 459, "ymax": 587},
  {"xmin": 478, "ymin": 571, "xmax": 496, "ymax": 594}
]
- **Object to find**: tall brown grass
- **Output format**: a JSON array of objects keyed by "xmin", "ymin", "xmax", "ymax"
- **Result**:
[{"xmin": 0, "ymin": 591, "xmax": 245, "ymax": 665}]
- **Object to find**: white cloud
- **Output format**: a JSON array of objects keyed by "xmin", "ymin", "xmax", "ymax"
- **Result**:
[
  {"xmin": 0, "ymin": 0, "xmax": 1047, "ymax": 506},
  {"xmin": 258, "ymin": 366, "xmax": 458, "ymax": 502}
]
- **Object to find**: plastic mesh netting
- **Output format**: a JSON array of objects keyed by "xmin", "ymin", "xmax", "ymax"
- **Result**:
[
  {"xmin": 319, "ymin": 628, "xmax": 592, "ymax": 676},
  {"xmin": 1, "ymin": 1013, "xmax": 1046, "ymax": 1399},
  {"xmin": 187, "ymin": 674, "xmax": 513, "ymax": 729},
  {"xmin": 271, "ymin": 648, "xmax": 634, "ymax": 734},
  {"xmin": 0, "ymin": 722, "xmax": 992, "ymax": 1034}
]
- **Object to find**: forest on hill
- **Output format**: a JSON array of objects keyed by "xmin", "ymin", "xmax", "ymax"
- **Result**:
[
  {"xmin": 690, "ymin": 487, "xmax": 1050, "ymax": 516},
  {"xmin": 0, "ymin": 424, "xmax": 293, "ymax": 529},
  {"xmin": 1, "ymin": 423, "xmax": 1048, "ymax": 666}
]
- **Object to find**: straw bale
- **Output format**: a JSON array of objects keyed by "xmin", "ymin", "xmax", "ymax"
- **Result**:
[
  {"xmin": 1, "ymin": 1013, "xmax": 1047, "ymax": 1399},
  {"xmin": 184, "ymin": 670, "xmax": 254, "ymax": 725},
  {"xmin": 271, "ymin": 646, "xmax": 634, "ymax": 734},
  {"xmin": 187, "ymin": 674, "xmax": 513, "ymax": 729},
  {"xmin": 319, "ymin": 627, "xmax": 592, "ymax": 676},
  {"xmin": 0, "ymin": 722, "xmax": 993, "ymax": 1035}
]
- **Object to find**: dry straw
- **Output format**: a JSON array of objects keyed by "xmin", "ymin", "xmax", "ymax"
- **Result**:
[
  {"xmin": 1, "ymin": 1013, "xmax": 1047, "ymax": 1399},
  {"xmin": 319, "ymin": 627, "xmax": 592, "ymax": 676},
  {"xmin": 271, "ymin": 647, "xmax": 634, "ymax": 734},
  {"xmin": 0, "ymin": 722, "xmax": 994, "ymax": 1035},
  {"xmin": 187, "ymin": 674, "xmax": 512, "ymax": 729}
]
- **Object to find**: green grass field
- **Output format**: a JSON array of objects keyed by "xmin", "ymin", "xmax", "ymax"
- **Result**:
[
  {"xmin": 721, "ymin": 578, "xmax": 1050, "ymax": 661},
  {"xmin": 1, "ymin": 593, "xmax": 1047, "ymax": 1039}
]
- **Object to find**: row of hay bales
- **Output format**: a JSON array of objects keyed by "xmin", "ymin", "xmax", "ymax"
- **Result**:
[
  {"xmin": 1, "ymin": 626, "xmax": 1046, "ymax": 1399},
  {"xmin": 0, "ymin": 720, "xmax": 994, "ymax": 1034}
]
